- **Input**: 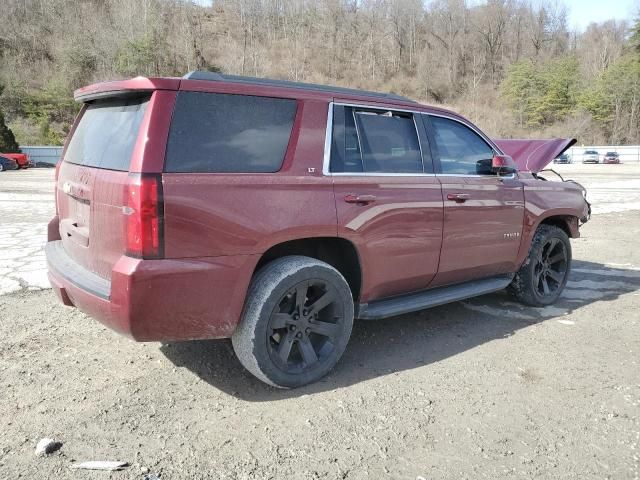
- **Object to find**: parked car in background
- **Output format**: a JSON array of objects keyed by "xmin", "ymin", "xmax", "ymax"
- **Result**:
[
  {"xmin": 603, "ymin": 151, "xmax": 621, "ymax": 164},
  {"xmin": 0, "ymin": 155, "xmax": 19, "ymax": 172},
  {"xmin": 20, "ymin": 146, "xmax": 64, "ymax": 168},
  {"xmin": 35, "ymin": 159, "xmax": 59, "ymax": 168},
  {"xmin": 46, "ymin": 73, "xmax": 591, "ymax": 388},
  {"xmin": 582, "ymin": 150, "xmax": 600, "ymax": 163},
  {"xmin": 554, "ymin": 153, "xmax": 571, "ymax": 164},
  {"xmin": 1, "ymin": 153, "xmax": 31, "ymax": 168}
]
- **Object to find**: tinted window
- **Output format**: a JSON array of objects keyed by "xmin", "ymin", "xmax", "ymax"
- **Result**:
[
  {"xmin": 585, "ymin": 150, "xmax": 598, "ymax": 154},
  {"xmin": 330, "ymin": 106, "xmax": 423, "ymax": 174},
  {"xmin": 65, "ymin": 95, "xmax": 150, "ymax": 171},
  {"xmin": 165, "ymin": 92, "xmax": 297, "ymax": 173},
  {"xmin": 356, "ymin": 112, "xmax": 423, "ymax": 173},
  {"xmin": 329, "ymin": 106, "xmax": 364, "ymax": 173},
  {"xmin": 429, "ymin": 116, "xmax": 494, "ymax": 175}
]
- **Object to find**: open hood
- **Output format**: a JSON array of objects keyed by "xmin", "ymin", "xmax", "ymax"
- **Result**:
[{"xmin": 492, "ymin": 138, "xmax": 576, "ymax": 172}]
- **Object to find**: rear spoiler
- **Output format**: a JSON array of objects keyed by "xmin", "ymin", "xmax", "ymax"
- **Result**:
[
  {"xmin": 492, "ymin": 138, "xmax": 576, "ymax": 173},
  {"xmin": 74, "ymin": 77, "xmax": 180, "ymax": 102}
]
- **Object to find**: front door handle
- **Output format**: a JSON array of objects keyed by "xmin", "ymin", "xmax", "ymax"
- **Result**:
[
  {"xmin": 447, "ymin": 193, "xmax": 470, "ymax": 203},
  {"xmin": 344, "ymin": 194, "xmax": 377, "ymax": 205}
]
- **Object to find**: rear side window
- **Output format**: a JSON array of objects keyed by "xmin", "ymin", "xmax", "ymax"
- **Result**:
[
  {"xmin": 65, "ymin": 95, "xmax": 150, "ymax": 171},
  {"xmin": 165, "ymin": 92, "xmax": 297, "ymax": 173},
  {"xmin": 330, "ymin": 106, "xmax": 424, "ymax": 174},
  {"xmin": 356, "ymin": 112, "xmax": 423, "ymax": 173},
  {"xmin": 330, "ymin": 106, "xmax": 364, "ymax": 173}
]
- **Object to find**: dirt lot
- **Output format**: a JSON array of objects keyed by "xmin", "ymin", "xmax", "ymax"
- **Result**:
[{"xmin": 1, "ymin": 165, "xmax": 639, "ymax": 479}]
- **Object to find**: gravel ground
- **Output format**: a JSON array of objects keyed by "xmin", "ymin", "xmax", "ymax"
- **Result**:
[{"xmin": 0, "ymin": 165, "xmax": 639, "ymax": 479}]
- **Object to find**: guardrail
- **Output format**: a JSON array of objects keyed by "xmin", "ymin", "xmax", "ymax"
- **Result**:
[
  {"xmin": 20, "ymin": 146, "xmax": 64, "ymax": 166},
  {"xmin": 567, "ymin": 145, "xmax": 640, "ymax": 163}
]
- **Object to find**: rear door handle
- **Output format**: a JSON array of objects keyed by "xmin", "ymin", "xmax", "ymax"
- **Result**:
[
  {"xmin": 344, "ymin": 194, "xmax": 377, "ymax": 205},
  {"xmin": 447, "ymin": 193, "xmax": 470, "ymax": 203}
]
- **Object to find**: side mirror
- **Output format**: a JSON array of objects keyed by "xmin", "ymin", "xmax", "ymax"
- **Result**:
[{"xmin": 491, "ymin": 155, "xmax": 517, "ymax": 175}]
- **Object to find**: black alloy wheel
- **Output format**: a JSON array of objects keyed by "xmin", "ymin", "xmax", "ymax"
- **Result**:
[
  {"xmin": 508, "ymin": 225, "xmax": 572, "ymax": 307},
  {"xmin": 533, "ymin": 237, "xmax": 568, "ymax": 298},
  {"xmin": 232, "ymin": 256, "xmax": 354, "ymax": 388},
  {"xmin": 267, "ymin": 279, "xmax": 344, "ymax": 374}
]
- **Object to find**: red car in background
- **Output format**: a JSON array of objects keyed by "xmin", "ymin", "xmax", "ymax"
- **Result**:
[
  {"xmin": 603, "ymin": 152, "xmax": 621, "ymax": 164},
  {"xmin": 1, "ymin": 153, "xmax": 31, "ymax": 168}
]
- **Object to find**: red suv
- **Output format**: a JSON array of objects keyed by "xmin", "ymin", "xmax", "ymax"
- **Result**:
[{"xmin": 46, "ymin": 73, "xmax": 590, "ymax": 388}]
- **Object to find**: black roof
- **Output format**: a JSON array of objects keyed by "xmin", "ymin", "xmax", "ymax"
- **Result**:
[{"xmin": 183, "ymin": 71, "xmax": 415, "ymax": 103}]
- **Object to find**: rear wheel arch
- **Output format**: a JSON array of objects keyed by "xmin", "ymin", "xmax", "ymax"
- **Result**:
[{"xmin": 253, "ymin": 237, "xmax": 362, "ymax": 302}]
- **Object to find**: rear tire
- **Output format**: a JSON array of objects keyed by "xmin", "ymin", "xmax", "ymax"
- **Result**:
[
  {"xmin": 232, "ymin": 256, "xmax": 354, "ymax": 388},
  {"xmin": 508, "ymin": 225, "xmax": 571, "ymax": 307}
]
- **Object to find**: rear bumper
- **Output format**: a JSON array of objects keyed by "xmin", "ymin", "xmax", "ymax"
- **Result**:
[{"xmin": 46, "ymin": 240, "xmax": 258, "ymax": 341}]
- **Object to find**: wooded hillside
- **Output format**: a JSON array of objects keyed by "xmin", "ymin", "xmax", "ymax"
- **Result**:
[{"xmin": 1, "ymin": 0, "xmax": 639, "ymax": 147}]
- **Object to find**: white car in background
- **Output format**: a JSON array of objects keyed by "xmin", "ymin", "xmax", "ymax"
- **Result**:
[{"xmin": 582, "ymin": 150, "xmax": 600, "ymax": 164}]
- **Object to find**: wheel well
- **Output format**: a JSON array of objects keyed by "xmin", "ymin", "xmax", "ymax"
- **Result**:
[
  {"xmin": 254, "ymin": 238, "xmax": 362, "ymax": 301},
  {"xmin": 539, "ymin": 216, "xmax": 575, "ymax": 237}
]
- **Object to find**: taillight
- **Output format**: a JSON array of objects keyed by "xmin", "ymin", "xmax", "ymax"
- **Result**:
[{"xmin": 126, "ymin": 174, "xmax": 164, "ymax": 259}]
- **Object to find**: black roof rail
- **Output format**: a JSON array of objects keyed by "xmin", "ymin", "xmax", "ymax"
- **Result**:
[{"xmin": 182, "ymin": 71, "xmax": 415, "ymax": 103}]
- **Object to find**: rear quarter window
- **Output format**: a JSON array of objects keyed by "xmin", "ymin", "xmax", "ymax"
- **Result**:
[
  {"xmin": 164, "ymin": 92, "xmax": 297, "ymax": 173},
  {"xmin": 65, "ymin": 95, "xmax": 150, "ymax": 171}
]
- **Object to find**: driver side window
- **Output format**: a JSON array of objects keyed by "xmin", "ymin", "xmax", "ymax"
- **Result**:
[{"xmin": 429, "ymin": 116, "xmax": 495, "ymax": 175}]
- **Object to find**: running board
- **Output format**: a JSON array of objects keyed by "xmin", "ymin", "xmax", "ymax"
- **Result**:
[{"xmin": 357, "ymin": 274, "xmax": 514, "ymax": 320}]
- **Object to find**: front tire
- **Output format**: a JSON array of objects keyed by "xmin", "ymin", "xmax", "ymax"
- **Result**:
[
  {"xmin": 508, "ymin": 225, "xmax": 571, "ymax": 307},
  {"xmin": 232, "ymin": 256, "xmax": 354, "ymax": 388}
]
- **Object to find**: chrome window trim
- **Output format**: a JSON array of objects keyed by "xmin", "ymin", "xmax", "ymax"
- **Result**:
[
  {"xmin": 330, "ymin": 172, "xmax": 437, "ymax": 177},
  {"xmin": 437, "ymin": 173, "xmax": 517, "ymax": 180},
  {"xmin": 322, "ymin": 101, "xmax": 505, "ymax": 178},
  {"xmin": 336, "ymin": 101, "xmax": 423, "ymax": 115},
  {"xmin": 321, "ymin": 102, "xmax": 334, "ymax": 175}
]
